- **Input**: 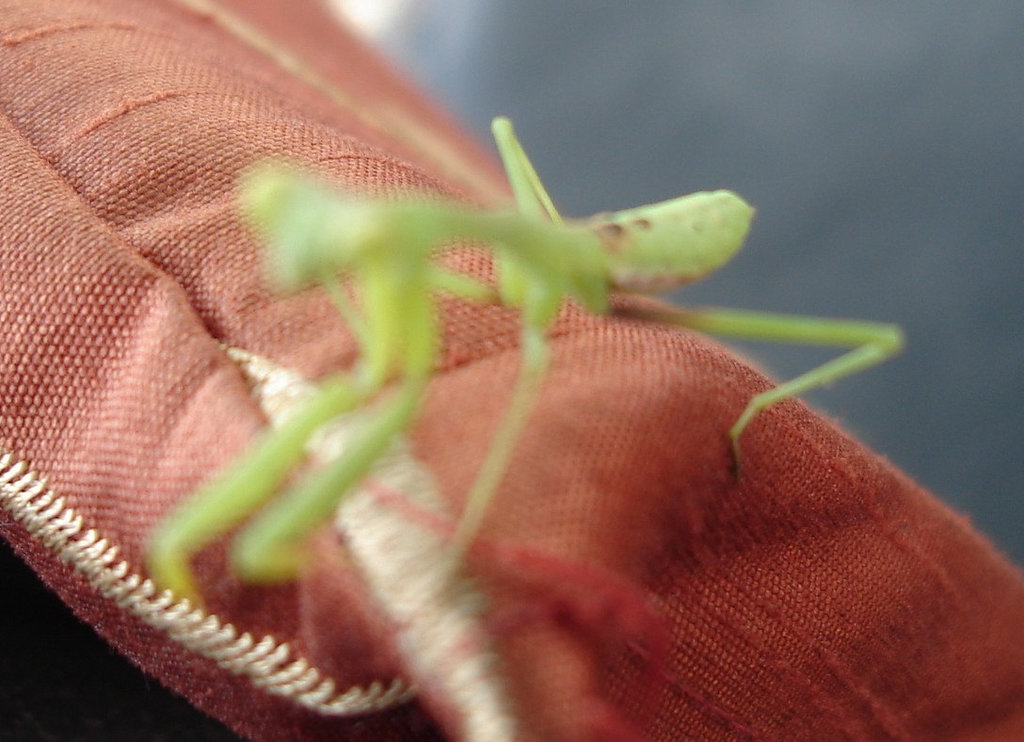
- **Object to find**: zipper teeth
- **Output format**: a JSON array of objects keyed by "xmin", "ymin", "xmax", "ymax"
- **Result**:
[{"xmin": 0, "ymin": 451, "xmax": 414, "ymax": 716}]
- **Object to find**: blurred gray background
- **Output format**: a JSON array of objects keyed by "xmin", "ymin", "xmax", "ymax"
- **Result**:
[{"xmin": 333, "ymin": 1, "xmax": 1023, "ymax": 565}]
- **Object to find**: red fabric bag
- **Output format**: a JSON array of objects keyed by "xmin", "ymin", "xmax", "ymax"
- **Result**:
[{"xmin": 2, "ymin": 1, "xmax": 1022, "ymax": 740}]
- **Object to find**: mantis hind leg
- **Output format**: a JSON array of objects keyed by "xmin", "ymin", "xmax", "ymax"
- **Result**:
[
  {"xmin": 727, "ymin": 338, "xmax": 900, "ymax": 447},
  {"xmin": 614, "ymin": 305, "xmax": 904, "ymax": 469}
]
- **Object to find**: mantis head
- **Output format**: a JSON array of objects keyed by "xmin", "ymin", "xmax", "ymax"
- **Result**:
[{"xmin": 591, "ymin": 190, "xmax": 755, "ymax": 293}]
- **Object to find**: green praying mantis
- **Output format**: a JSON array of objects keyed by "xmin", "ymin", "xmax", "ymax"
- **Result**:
[{"xmin": 146, "ymin": 117, "xmax": 903, "ymax": 601}]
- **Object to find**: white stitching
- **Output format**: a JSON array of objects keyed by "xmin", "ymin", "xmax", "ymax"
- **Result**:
[{"xmin": 0, "ymin": 452, "xmax": 414, "ymax": 715}]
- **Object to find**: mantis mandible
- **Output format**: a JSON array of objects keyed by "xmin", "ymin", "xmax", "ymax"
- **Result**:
[{"xmin": 146, "ymin": 117, "xmax": 903, "ymax": 601}]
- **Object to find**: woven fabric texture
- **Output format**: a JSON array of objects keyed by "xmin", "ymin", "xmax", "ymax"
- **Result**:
[{"xmin": 2, "ymin": 1, "xmax": 1023, "ymax": 740}]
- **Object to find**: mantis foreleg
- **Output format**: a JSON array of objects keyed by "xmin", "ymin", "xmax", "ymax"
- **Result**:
[
  {"xmin": 230, "ymin": 377, "xmax": 426, "ymax": 582},
  {"xmin": 146, "ymin": 374, "xmax": 368, "ymax": 600},
  {"xmin": 148, "ymin": 169, "xmax": 444, "ymax": 599}
]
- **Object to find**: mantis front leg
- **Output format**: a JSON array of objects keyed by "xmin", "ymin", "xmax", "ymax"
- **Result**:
[
  {"xmin": 230, "ymin": 376, "xmax": 426, "ymax": 582},
  {"xmin": 146, "ymin": 374, "xmax": 371, "ymax": 601}
]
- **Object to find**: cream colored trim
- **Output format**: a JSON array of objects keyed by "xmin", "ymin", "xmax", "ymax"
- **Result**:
[
  {"xmin": 230, "ymin": 347, "xmax": 519, "ymax": 742},
  {"xmin": 0, "ymin": 450, "xmax": 412, "ymax": 716}
]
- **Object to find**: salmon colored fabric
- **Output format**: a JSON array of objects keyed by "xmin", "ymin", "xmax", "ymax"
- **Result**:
[{"xmin": 1, "ymin": 1, "xmax": 1022, "ymax": 740}]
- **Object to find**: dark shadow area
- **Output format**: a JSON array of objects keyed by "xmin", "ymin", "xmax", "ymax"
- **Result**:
[{"xmin": 0, "ymin": 538, "xmax": 239, "ymax": 741}]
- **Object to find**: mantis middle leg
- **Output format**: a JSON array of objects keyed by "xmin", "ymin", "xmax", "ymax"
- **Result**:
[{"xmin": 449, "ymin": 118, "xmax": 565, "ymax": 551}]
